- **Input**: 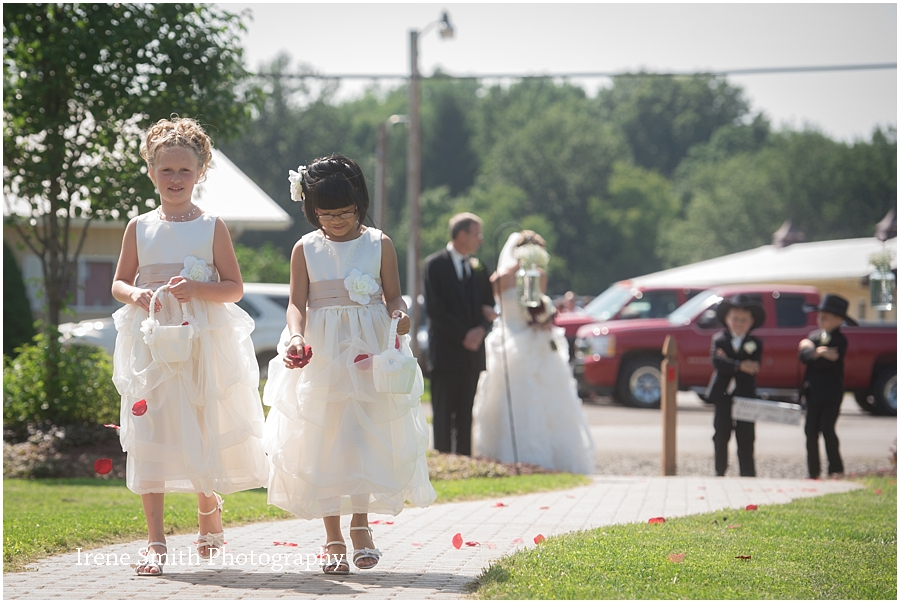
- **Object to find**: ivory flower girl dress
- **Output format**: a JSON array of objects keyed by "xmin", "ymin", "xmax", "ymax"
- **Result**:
[
  {"xmin": 112, "ymin": 212, "xmax": 269, "ymax": 495},
  {"xmin": 263, "ymin": 227, "xmax": 435, "ymax": 519}
]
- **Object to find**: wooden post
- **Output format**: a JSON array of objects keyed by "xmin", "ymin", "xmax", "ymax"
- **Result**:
[{"xmin": 661, "ymin": 335, "xmax": 678, "ymax": 476}]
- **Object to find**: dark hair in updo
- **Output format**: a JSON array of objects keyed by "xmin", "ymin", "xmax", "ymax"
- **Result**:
[{"xmin": 297, "ymin": 154, "xmax": 370, "ymax": 230}]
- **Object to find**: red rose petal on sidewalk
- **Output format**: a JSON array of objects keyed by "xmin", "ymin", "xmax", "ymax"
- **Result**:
[
  {"xmin": 384, "ymin": 521, "xmax": 394, "ymax": 525},
  {"xmin": 94, "ymin": 458, "xmax": 113, "ymax": 474},
  {"xmin": 534, "ymin": 534, "xmax": 546, "ymax": 544},
  {"xmin": 492, "ymin": 502, "xmax": 508, "ymax": 507},
  {"xmin": 745, "ymin": 504, "xmax": 758, "ymax": 511},
  {"xmin": 511, "ymin": 537, "xmax": 524, "ymax": 544},
  {"xmin": 131, "ymin": 399, "xmax": 148, "ymax": 416},
  {"xmin": 465, "ymin": 541, "xmax": 480, "ymax": 547},
  {"xmin": 411, "ymin": 542, "xmax": 422, "ymax": 547},
  {"xmin": 668, "ymin": 553, "xmax": 685, "ymax": 563},
  {"xmin": 539, "ymin": 506, "xmax": 550, "ymax": 510},
  {"xmin": 485, "ymin": 542, "xmax": 497, "ymax": 549},
  {"xmin": 370, "ymin": 520, "xmax": 381, "ymax": 524},
  {"xmin": 452, "ymin": 533, "xmax": 463, "ymax": 549},
  {"xmin": 648, "ymin": 517, "xmax": 666, "ymax": 524}
]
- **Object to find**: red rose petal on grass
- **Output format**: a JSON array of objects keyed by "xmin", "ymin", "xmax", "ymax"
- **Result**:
[
  {"xmin": 131, "ymin": 399, "xmax": 148, "ymax": 416},
  {"xmin": 103, "ymin": 423, "xmax": 119, "ymax": 430},
  {"xmin": 668, "ymin": 553, "xmax": 685, "ymax": 563},
  {"xmin": 452, "ymin": 533, "xmax": 463, "ymax": 549},
  {"xmin": 465, "ymin": 541, "xmax": 480, "ymax": 547},
  {"xmin": 727, "ymin": 524, "xmax": 742, "ymax": 530},
  {"xmin": 735, "ymin": 555, "xmax": 752, "ymax": 560},
  {"xmin": 94, "ymin": 458, "xmax": 113, "ymax": 474},
  {"xmin": 745, "ymin": 504, "xmax": 758, "ymax": 511},
  {"xmin": 493, "ymin": 502, "xmax": 508, "ymax": 507},
  {"xmin": 648, "ymin": 517, "xmax": 666, "ymax": 524},
  {"xmin": 534, "ymin": 534, "xmax": 546, "ymax": 544}
]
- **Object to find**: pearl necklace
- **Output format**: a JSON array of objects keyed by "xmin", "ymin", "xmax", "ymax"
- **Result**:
[{"xmin": 157, "ymin": 204, "xmax": 199, "ymax": 222}]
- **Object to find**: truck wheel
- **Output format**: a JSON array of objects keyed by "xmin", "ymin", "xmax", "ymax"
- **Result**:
[
  {"xmin": 854, "ymin": 391, "xmax": 879, "ymax": 414},
  {"xmin": 618, "ymin": 356, "xmax": 662, "ymax": 409},
  {"xmin": 872, "ymin": 367, "xmax": 897, "ymax": 416}
]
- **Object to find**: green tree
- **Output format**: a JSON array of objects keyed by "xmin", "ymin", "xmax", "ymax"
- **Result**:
[
  {"xmin": 3, "ymin": 3, "xmax": 259, "ymax": 326},
  {"xmin": 234, "ymin": 243, "xmax": 291, "ymax": 284},
  {"xmin": 598, "ymin": 74, "xmax": 751, "ymax": 176},
  {"xmin": 422, "ymin": 77, "xmax": 480, "ymax": 196}
]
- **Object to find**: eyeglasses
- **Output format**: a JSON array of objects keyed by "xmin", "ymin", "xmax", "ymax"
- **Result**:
[{"xmin": 316, "ymin": 209, "xmax": 357, "ymax": 222}]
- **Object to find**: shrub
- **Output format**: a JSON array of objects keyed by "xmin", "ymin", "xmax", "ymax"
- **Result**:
[
  {"xmin": 234, "ymin": 242, "xmax": 291, "ymax": 283},
  {"xmin": 3, "ymin": 329, "xmax": 119, "ymax": 439},
  {"xmin": 3, "ymin": 242, "xmax": 36, "ymax": 357}
]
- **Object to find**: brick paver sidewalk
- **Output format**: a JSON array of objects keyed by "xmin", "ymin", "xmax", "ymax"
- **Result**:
[{"xmin": 3, "ymin": 476, "xmax": 859, "ymax": 599}]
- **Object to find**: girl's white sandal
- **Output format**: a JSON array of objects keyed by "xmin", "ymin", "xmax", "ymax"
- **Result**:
[
  {"xmin": 196, "ymin": 492, "xmax": 224, "ymax": 559},
  {"xmin": 136, "ymin": 542, "xmax": 167, "ymax": 576},
  {"xmin": 350, "ymin": 526, "xmax": 382, "ymax": 570},
  {"xmin": 321, "ymin": 540, "xmax": 350, "ymax": 575}
]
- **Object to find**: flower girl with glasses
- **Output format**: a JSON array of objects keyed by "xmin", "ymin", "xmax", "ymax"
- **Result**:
[
  {"xmin": 262, "ymin": 154, "xmax": 435, "ymax": 574},
  {"xmin": 110, "ymin": 117, "xmax": 268, "ymax": 576}
]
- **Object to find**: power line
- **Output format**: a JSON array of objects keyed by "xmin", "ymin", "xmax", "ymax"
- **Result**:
[{"xmin": 252, "ymin": 62, "xmax": 897, "ymax": 81}]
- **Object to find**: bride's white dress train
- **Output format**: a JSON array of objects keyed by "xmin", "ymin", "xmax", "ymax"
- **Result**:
[{"xmin": 472, "ymin": 286, "xmax": 595, "ymax": 474}]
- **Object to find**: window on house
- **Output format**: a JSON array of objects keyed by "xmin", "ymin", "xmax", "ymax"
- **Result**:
[{"xmin": 84, "ymin": 261, "xmax": 115, "ymax": 307}]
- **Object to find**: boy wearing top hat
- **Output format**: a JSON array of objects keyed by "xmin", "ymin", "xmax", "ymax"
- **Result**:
[
  {"xmin": 799, "ymin": 294, "xmax": 856, "ymax": 479},
  {"xmin": 706, "ymin": 294, "xmax": 766, "ymax": 477}
]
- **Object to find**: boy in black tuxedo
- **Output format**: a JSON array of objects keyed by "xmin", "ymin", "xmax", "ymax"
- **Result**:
[
  {"xmin": 706, "ymin": 294, "xmax": 765, "ymax": 477},
  {"xmin": 799, "ymin": 294, "xmax": 856, "ymax": 479},
  {"xmin": 423, "ymin": 213, "xmax": 495, "ymax": 455}
]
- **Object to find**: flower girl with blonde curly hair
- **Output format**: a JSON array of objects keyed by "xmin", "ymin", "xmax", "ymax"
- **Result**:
[{"xmin": 111, "ymin": 116, "xmax": 268, "ymax": 576}]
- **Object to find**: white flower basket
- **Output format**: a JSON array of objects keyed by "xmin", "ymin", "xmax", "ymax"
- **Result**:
[
  {"xmin": 372, "ymin": 317, "xmax": 417, "ymax": 394},
  {"xmin": 140, "ymin": 284, "xmax": 196, "ymax": 364}
]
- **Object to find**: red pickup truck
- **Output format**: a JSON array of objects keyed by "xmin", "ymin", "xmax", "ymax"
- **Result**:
[
  {"xmin": 573, "ymin": 284, "xmax": 897, "ymax": 415},
  {"xmin": 555, "ymin": 281, "xmax": 702, "ymax": 354}
]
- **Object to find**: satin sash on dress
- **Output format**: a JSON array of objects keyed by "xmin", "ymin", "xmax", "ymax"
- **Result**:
[
  {"xmin": 135, "ymin": 263, "xmax": 219, "ymax": 289},
  {"xmin": 307, "ymin": 278, "xmax": 383, "ymax": 309}
]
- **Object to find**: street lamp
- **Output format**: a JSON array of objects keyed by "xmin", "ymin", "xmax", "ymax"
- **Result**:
[
  {"xmin": 374, "ymin": 114, "xmax": 408, "ymax": 231},
  {"xmin": 407, "ymin": 10, "xmax": 454, "ymax": 358}
]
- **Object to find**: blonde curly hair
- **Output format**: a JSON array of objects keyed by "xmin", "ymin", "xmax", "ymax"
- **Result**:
[{"xmin": 140, "ymin": 116, "xmax": 213, "ymax": 183}]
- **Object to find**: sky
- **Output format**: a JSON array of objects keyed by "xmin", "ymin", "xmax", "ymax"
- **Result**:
[{"xmin": 219, "ymin": 2, "xmax": 897, "ymax": 143}]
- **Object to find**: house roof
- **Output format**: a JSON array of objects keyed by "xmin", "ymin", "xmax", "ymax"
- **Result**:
[
  {"xmin": 3, "ymin": 149, "xmax": 292, "ymax": 232},
  {"xmin": 632, "ymin": 237, "xmax": 898, "ymax": 288}
]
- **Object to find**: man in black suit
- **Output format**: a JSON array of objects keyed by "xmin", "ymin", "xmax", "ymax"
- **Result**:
[{"xmin": 423, "ymin": 213, "xmax": 495, "ymax": 456}]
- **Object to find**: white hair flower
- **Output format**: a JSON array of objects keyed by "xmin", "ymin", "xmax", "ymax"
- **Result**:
[
  {"xmin": 288, "ymin": 165, "xmax": 307, "ymax": 202},
  {"xmin": 343, "ymin": 269, "xmax": 380, "ymax": 305},
  {"xmin": 180, "ymin": 256, "xmax": 213, "ymax": 282}
]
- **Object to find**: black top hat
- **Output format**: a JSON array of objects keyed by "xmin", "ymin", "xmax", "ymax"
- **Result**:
[
  {"xmin": 715, "ymin": 294, "xmax": 766, "ymax": 331},
  {"xmin": 816, "ymin": 294, "xmax": 858, "ymax": 326}
]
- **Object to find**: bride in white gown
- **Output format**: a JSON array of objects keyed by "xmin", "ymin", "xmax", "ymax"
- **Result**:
[{"xmin": 472, "ymin": 231, "xmax": 595, "ymax": 474}]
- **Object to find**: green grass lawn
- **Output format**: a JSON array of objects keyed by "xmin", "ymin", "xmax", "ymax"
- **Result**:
[
  {"xmin": 471, "ymin": 476, "xmax": 897, "ymax": 600},
  {"xmin": 3, "ymin": 472, "xmax": 586, "ymax": 572}
]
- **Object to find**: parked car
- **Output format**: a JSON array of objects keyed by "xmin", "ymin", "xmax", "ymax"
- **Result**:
[
  {"xmin": 59, "ymin": 284, "xmax": 430, "ymax": 379},
  {"xmin": 59, "ymin": 283, "xmax": 292, "ymax": 378},
  {"xmin": 554, "ymin": 281, "xmax": 702, "ymax": 356},
  {"xmin": 573, "ymin": 284, "xmax": 897, "ymax": 415}
]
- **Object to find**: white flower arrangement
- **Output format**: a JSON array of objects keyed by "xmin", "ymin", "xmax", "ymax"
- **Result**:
[
  {"xmin": 180, "ymin": 256, "xmax": 213, "ymax": 282},
  {"xmin": 742, "ymin": 340, "xmax": 757, "ymax": 354},
  {"xmin": 513, "ymin": 243, "xmax": 550, "ymax": 269},
  {"xmin": 288, "ymin": 165, "xmax": 307, "ymax": 202},
  {"xmin": 343, "ymin": 269, "xmax": 380, "ymax": 305}
]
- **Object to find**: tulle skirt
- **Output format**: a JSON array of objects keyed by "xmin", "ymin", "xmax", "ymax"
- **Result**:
[
  {"xmin": 112, "ymin": 293, "xmax": 268, "ymax": 495},
  {"xmin": 472, "ymin": 321, "xmax": 595, "ymax": 474},
  {"xmin": 262, "ymin": 304, "xmax": 435, "ymax": 520}
]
